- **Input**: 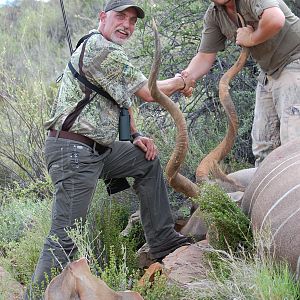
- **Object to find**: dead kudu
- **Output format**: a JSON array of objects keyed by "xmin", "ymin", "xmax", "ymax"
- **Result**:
[
  {"xmin": 241, "ymin": 138, "xmax": 300, "ymax": 279},
  {"xmin": 148, "ymin": 19, "xmax": 250, "ymax": 241}
]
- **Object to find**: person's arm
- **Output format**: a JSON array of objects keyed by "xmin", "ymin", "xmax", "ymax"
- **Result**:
[
  {"xmin": 132, "ymin": 52, "xmax": 216, "ymax": 157},
  {"xmin": 128, "ymin": 107, "xmax": 138, "ymax": 135},
  {"xmin": 181, "ymin": 51, "xmax": 217, "ymax": 81},
  {"xmin": 236, "ymin": 7, "xmax": 285, "ymax": 47},
  {"xmin": 135, "ymin": 51, "xmax": 216, "ymax": 102},
  {"xmin": 134, "ymin": 74, "xmax": 195, "ymax": 102}
]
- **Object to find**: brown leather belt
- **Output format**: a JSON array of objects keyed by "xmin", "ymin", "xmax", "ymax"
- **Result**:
[{"xmin": 48, "ymin": 129, "xmax": 108, "ymax": 155}]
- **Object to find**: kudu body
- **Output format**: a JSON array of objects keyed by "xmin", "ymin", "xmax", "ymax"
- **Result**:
[{"xmin": 241, "ymin": 138, "xmax": 300, "ymax": 278}]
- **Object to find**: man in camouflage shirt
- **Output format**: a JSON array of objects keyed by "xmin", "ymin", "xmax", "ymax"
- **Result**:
[
  {"xmin": 182, "ymin": 0, "xmax": 300, "ymax": 166},
  {"xmin": 26, "ymin": 0, "xmax": 194, "ymax": 297}
]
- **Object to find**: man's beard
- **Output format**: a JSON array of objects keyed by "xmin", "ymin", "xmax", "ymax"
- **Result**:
[{"xmin": 110, "ymin": 31, "xmax": 131, "ymax": 45}]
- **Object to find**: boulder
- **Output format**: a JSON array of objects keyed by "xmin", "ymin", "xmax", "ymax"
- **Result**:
[
  {"xmin": 0, "ymin": 266, "xmax": 24, "ymax": 300},
  {"xmin": 162, "ymin": 240, "xmax": 213, "ymax": 290}
]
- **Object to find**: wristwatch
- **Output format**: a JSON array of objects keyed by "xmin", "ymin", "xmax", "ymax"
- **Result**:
[{"xmin": 131, "ymin": 132, "xmax": 143, "ymax": 142}]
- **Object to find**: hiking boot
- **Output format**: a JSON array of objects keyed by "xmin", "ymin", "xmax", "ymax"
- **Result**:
[{"xmin": 149, "ymin": 233, "xmax": 191, "ymax": 262}]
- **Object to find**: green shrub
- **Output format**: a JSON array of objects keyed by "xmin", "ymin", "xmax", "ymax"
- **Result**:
[
  {"xmin": 64, "ymin": 181, "xmax": 144, "ymax": 282},
  {"xmin": 66, "ymin": 219, "xmax": 132, "ymax": 291},
  {"xmin": 87, "ymin": 182, "xmax": 144, "ymax": 273},
  {"xmin": 66, "ymin": 218, "xmax": 138, "ymax": 292},
  {"xmin": 100, "ymin": 246, "xmax": 131, "ymax": 291},
  {"xmin": 135, "ymin": 273, "xmax": 184, "ymax": 300},
  {"xmin": 0, "ymin": 181, "xmax": 51, "ymax": 289},
  {"xmin": 255, "ymin": 261, "xmax": 300, "ymax": 300},
  {"xmin": 0, "ymin": 180, "xmax": 52, "ymax": 250},
  {"xmin": 5, "ymin": 198, "xmax": 51, "ymax": 285},
  {"xmin": 194, "ymin": 183, "xmax": 253, "ymax": 252}
]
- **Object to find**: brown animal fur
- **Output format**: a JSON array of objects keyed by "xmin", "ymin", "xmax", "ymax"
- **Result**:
[{"xmin": 241, "ymin": 139, "xmax": 300, "ymax": 277}]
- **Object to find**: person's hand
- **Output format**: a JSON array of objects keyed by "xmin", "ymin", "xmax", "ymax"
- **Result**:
[
  {"xmin": 176, "ymin": 71, "xmax": 195, "ymax": 97},
  {"xmin": 133, "ymin": 136, "xmax": 158, "ymax": 160},
  {"xmin": 236, "ymin": 25, "xmax": 255, "ymax": 47},
  {"xmin": 181, "ymin": 86, "xmax": 193, "ymax": 97}
]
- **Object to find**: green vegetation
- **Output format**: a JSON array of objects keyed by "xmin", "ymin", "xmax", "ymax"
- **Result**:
[
  {"xmin": 0, "ymin": 182, "xmax": 52, "ymax": 285},
  {"xmin": 194, "ymin": 183, "xmax": 253, "ymax": 252},
  {"xmin": 136, "ymin": 273, "xmax": 184, "ymax": 300},
  {"xmin": 203, "ymin": 249, "xmax": 300, "ymax": 300}
]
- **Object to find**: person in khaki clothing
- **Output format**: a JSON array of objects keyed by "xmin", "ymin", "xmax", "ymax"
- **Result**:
[
  {"xmin": 25, "ymin": 0, "xmax": 194, "ymax": 298},
  {"xmin": 181, "ymin": 0, "xmax": 300, "ymax": 166}
]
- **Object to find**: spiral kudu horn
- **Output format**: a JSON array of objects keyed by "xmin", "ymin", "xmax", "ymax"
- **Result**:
[
  {"xmin": 195, "ymin": 15, "xmax": 250, "ymax": 185},
  {"xmin": 148, "ymin": 19, "xmax": 199, "ymax": 198}
]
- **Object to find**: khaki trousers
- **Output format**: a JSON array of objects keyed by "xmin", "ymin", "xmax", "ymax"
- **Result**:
[{"xmin": 252, "ymin": 59, "xmax": 300, "ymax": 166}]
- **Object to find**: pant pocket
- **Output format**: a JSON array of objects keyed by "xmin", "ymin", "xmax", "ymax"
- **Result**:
[
  {"xmin": 283, "ymin": 104, "xmax": 300, "ymax": 143},
  {"xmin": 51, "ymin": 181, "xmax": 73, "ymax": 226}
]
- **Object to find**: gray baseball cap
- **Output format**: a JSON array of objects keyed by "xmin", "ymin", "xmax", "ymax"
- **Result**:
[{"xmin": 104, "ymin": 0, "xmax": 145, "ymax": 19}]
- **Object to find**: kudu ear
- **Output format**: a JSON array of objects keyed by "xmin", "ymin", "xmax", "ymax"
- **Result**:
[{"xmin": 44, "ymin": 264, "xmax": 79, "ymax": 300}]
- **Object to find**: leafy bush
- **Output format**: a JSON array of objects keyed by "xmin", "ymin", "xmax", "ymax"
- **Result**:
[
  {"xmin": 88, "ymin": 190, "xmax": 143, "ymax": 273},
  {"xmin": 64, "ymin": 181, "xmax": 144, "ymax": 280},
  {"xmin": 100, "ymin": 246, "xmax": 131, "ymax": 291},
  {"xmin": 7, "ymin": 218, "xmax": 50, "ymax": 285},
  {"xmin": 0, "ymin": 181, "xmax": 52, "ymax": 286},
  {"xmin": 0, "ymin": 180, "xmax": 52, "ymax": 250},
  {"xmin": 66, "ymin": 215, "xmax": 141, "ymax": 292},
  {"xmin": 66, "ymin": 219, "xmax": 133, "ymax": 292},
  {"xmin": 194, "ymin": 183, "xmax": 253, "ymax": 252},
  {"xmin": 135, "ymin": 273, "xmax": 184, "ymax": 300},
  {"xmin": 3, "ymin": 200, "xmax": 51, "ymax": 285}
]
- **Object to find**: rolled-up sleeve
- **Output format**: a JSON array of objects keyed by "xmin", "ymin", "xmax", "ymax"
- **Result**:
[
  {"xmin": 246, "ymin": 0, "xmax": 279, "ymax": 18},
  {"xmin": 199, "ymin": 10, "xmax": 226, "ymax": 53}
]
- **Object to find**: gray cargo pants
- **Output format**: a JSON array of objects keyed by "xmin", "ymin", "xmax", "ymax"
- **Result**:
[
  {"xmin": 27, "ymin": 136, "xmax": 185, "ymax": 296},
  {"xmin": 252, "ymin": 59, "xmax": 300, "ymax": 166}
]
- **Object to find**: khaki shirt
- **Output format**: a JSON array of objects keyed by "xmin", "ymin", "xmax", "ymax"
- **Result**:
[
  {"xmin": 44, "ymin": 30, "xmax": 147, "ymax": 146},
  {"xmin": 199, "ymin": 0, "xmax": 300, "ymax": 78}
]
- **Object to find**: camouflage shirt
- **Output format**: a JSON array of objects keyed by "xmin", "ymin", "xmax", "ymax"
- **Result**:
[
  {"xmin": 199, "ymin": 0, "xmax": 300, "ymax": 78},
  {"xmin": 44, "ymin": 30, "xmax": 147, "ymax": 146}
]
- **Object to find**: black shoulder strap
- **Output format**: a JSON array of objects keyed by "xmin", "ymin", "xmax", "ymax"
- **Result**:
[
  {"xmin": 61, "ymin": 32, "xmax": 118, "ymax": 131},
  {"xmin": 68, "ymin": 61, "xmax": 115, "ymax": 102},
  {"xmin": 74, "ymin": 32, "xmax": 98, "ymax": 51},
  {"xmin": 62, "ymin": 37, "xmax": 93, "ymax": 131},
  {"xmin": 68, "ymin": 32, "xmax": 115, "ymax": 102}
]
